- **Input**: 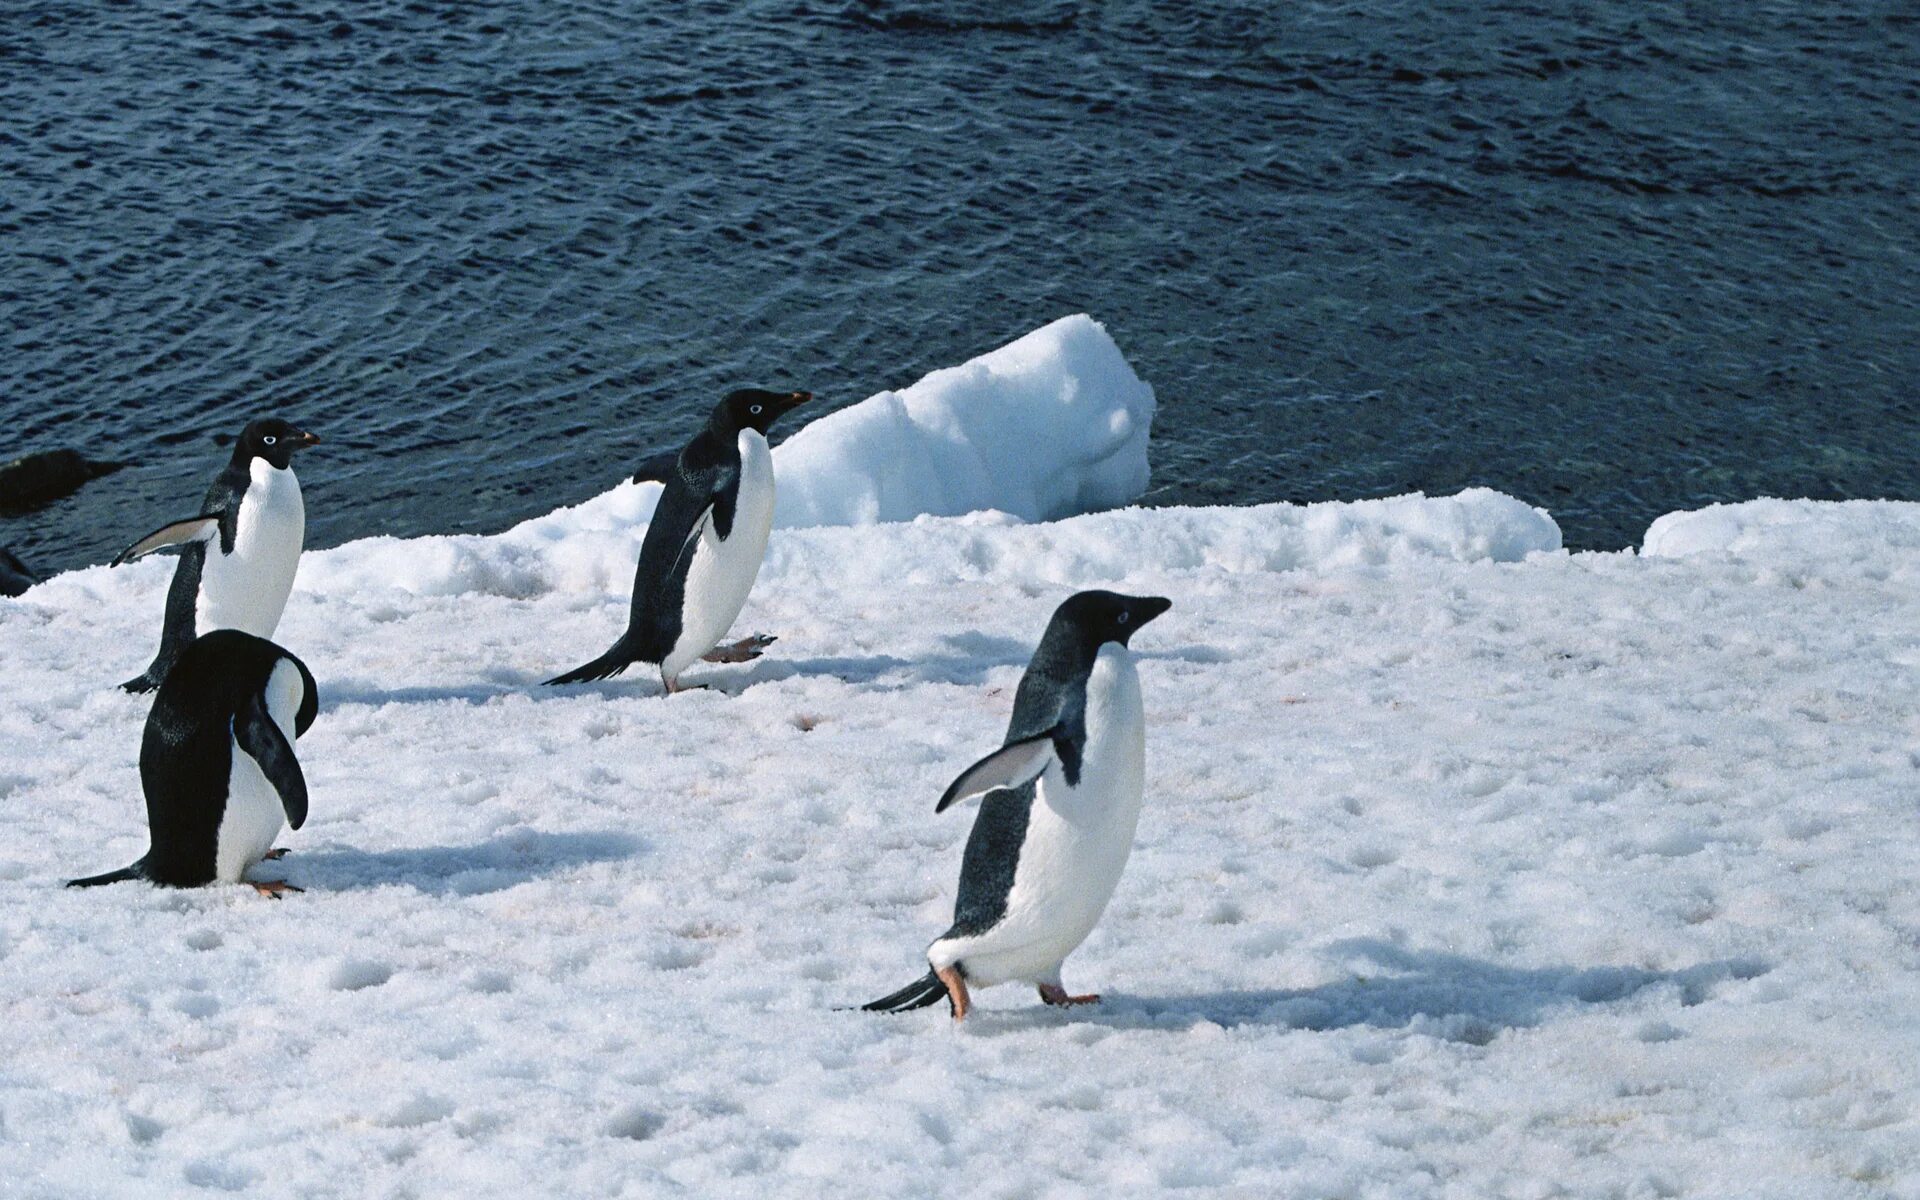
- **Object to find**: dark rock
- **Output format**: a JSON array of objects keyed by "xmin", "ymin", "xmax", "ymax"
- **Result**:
[
  {"xmin": 0, "ymin": 547, "xmax": 39, "ymax": 597},
  {"xmin": 0, "ymin": 449, "xmax": 125, "ymax": 511}
]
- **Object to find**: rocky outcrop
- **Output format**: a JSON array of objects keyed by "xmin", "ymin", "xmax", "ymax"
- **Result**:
[{"xmin": 0, "ymin": 449, "xmax": 124, "ymax": 511}]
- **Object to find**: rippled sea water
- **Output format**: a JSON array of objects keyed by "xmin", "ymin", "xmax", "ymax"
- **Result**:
[{"xmin": 4, "ymin": 1, "xmax": 1916, "ymax": 568}]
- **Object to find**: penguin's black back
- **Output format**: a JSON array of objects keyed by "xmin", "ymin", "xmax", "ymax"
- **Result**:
[
  {"xmin": 138, "ymin": 630, "xmax": 313, "ymax": 887},
  {"xmin": 621, "ymin": 427, "xmax": 743, "ymax": 664},
  {"xmin": 945, "ymin": 781, "xmax": 1037, "ymax": 939}
]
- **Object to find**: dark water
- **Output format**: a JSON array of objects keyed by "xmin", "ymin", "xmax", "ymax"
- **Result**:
[{"xmin": 4, "ymin": 1, "xmax": 1917, "ymax": 570}]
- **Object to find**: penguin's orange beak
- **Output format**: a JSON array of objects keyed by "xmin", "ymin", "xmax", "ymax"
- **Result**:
[{"xmin": 291, "ymin": 431, "xmax": 321, "ymax": 448}]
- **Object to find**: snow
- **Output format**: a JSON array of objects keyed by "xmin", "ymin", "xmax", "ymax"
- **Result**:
[
  {"xmin": 1644, "ymin": 497, "xmax": 1920, "ymax": 582},
  {"xmin": 770, "ymin": 313, "xmax": 1154, "ymax": 528},
  {"xmin": 4, "ymin": 483, "xmax": 1916, "ymax": 1197},
  {"xmin": 1, "ymin": 334, "xmax": 1916, "ymax": 1195}
]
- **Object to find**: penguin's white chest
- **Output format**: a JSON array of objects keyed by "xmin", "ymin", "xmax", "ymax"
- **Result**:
[
  {"xmin": 945, "ymin": 646, "xmax": 1148, "ymax": 986},
  {"xmin": 664, "ymin": 429, "xmax": 776, "ymax": 677},
  {"xmin": 213, "ymin": 660, "xmax": 305, "ymax": 883},
  {"xmin": 198, "ymin": 462, "xmax": 304, "ymax": 637}
]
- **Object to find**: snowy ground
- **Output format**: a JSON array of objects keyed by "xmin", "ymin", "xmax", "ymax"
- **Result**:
[
  {"xmin": 1, "ymin": 324, "xmax": 1917, "ymax": 1197},
  {"xmin": 2, "ymin": 487, "xmax": 1915, "ymax": 1199}
]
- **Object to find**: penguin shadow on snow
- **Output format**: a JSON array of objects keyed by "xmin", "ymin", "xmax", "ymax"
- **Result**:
[
  {"xmin": 284, "ymin": 829, "xmax": 643, "ymax": 897},
  {"xmin": 740, "ymin": 630, "xmax": 1040, "ymax": 691},
  {"xmin": 966, "ymin": 940, "xmax": 1773, "ymax": 1036},
  {"xmin": 320, "ymin": 671, "xmax": 668, "ymax": 708}
]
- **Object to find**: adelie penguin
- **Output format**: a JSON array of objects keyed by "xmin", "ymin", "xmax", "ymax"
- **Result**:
[
  {"xmin": 69, "ymin": 630, "xmax": 319, "ymax": 897},
  {"xmin": 864, "ymin": 590, "xmax": 1171, "ymax": 1021},
  {"xmin": 546, "ymin": 388, "xmax": 812, "ymax": 693},
  {"xmin": 114, "ymin": 417, "xmax": 320, "ymax": 693}
]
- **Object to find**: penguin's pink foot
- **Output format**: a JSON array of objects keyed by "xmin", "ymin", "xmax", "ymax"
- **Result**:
[
  {"xmin": 701, "ymin": 634, "xmax": 776, "ymax": 664},
  {"xmin": 937, "ymin": 965, "xmax": 972, "ymax": 1022},
  {"xmin": 1038, "ymin": 984, "xmax": 1100, "ymax": 1007},
  {"xmin": 661, "ymin": 673, "xmax": 711, "ymax": 695},
  {"xmin": 249, "ymin": 880, "xmax": 304, "ymax": 899},
  {"xmin": 262, "ymin": 848, "xmax": 292, "ymax": 861}
]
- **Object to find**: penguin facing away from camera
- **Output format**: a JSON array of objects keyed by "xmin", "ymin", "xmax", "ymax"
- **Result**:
[
  {"xmin": 69, "ymin": 629, "xmax": 319, "ymax": 897},
  {"xmin": 114, "ymin": 418, "xmax": 320, "ymax": 693},
  {"xmin": 546, "ymin": 388, "xmax": 811, "ymax": 693},
  {"xmin": 863, "ymin": 590, "xmax": 1172, "ymax": 1020}
]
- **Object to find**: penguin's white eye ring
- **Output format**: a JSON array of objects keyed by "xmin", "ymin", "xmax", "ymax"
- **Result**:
[
  {"xmin": 1117, "ymin": 611, "xmax": 1130, "ymax": 623},
  {"xmin": 262, "ymin": 436, "xmax": 277, "ymax": 445},
  {"xmin": 750, "ymin": 405, "xmax": 763, "ymax": 415}
]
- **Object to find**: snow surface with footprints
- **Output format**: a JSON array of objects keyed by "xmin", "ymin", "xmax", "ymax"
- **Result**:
[{"xmin": 2, "ymin": 319, "xmax": 1917, "ymax": 1198}]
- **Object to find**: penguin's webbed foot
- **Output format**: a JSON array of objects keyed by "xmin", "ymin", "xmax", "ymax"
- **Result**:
[
  {"xmin": 119, "ymin": 674, "xmax": 159, "ymax": 695},
  {"xmin": 1038, "ymin": 984, "xmax": 1100, "ymax": 1008},
  {"xmin": 701, "ymin": 634, "xmax": 776, "ymax": 664},
  {"xmin": 249, "ymin": 880, "xmax": 304, "ymax": 899},
  {"xmin": 262, "ymin": 848, "xmax": 292, "ymax": 861}
]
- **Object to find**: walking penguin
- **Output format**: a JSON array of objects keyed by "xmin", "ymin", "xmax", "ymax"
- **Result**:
[
  {"xmin": 863, "ymin": 590, "xmax": 1171, "ymax": 1020},
  {"xmin": 546, "ymin": 388, "xmax": 811, "ymax": 693}
]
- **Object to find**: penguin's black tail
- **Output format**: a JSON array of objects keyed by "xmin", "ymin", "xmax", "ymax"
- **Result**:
[
  {"xmin": 861, "ymin": 969, "xmax": 948, "ymax": 1014},
  {"xmin": 119, "ymin": 669, "xmax": 161, "ymax": 694},
  {"xmin": 544, "ymin": 639, "xmax": 641, "ymax": 686},
  {"xmin": 67, "ymin": 861, "xmax": 147, "ymax": 889}
]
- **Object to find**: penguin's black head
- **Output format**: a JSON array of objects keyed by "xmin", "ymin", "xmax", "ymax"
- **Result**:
[
  {"xmin": 713, "ymin": 388, "xmax": 812, "ymax": 436},
  {"xmin": 236, "ymin": 418, "xmax": 321, "ymax": 470},
  {"xmin": 1054, "ymin": 590, "xmax": 1172, "ymax": 649}
]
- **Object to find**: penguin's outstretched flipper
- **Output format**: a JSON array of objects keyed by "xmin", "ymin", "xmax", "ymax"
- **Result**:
[
  {"xmin": 545, "ymin": 638, "xmax": 643, "ymax": 686},
  {"xmin": 935, "ymin": 729, "xmax": 1061, "ymax": 813},
  {"xmin": 234, "ymin": 693, "xmax": 309, "ymax": 829},
  {"xmin": 861, "ymin": 970, "xmax": 949, "ymax": 1014},
  {"xmin": 67, "ymin": 861, "xmax": 148, "ymax": 888},
  {"xmin": 629, "ymin": 449, "xmax": 680, "ymax": 485},
  {"xmin": 112, "ymin": 513, "xmax": 222, "ymax": 566}
]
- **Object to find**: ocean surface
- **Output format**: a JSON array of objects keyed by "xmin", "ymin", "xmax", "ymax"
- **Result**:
[{"xmin": 3, "ymin": 0, "xmax": 1916, "ymax": 570}]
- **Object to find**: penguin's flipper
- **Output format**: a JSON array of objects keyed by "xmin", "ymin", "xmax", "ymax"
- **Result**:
[
  {"xmin": 234, "ymin": 696, "xmax": 309, "ymax": 830},
  {"xmin": 668, "ymin": 510, "xmax": 711, "ymax": 583},
  {"xmin": 111, "ymin": 513, "xmax": 221, "ymax": 566},
  {"xmin": 935, "ymin": 728, "xmax": 1060, "ymax": 813},
  {"xmin": 629, "ymin": 449, "xmax": 680, "ymax": 485}
]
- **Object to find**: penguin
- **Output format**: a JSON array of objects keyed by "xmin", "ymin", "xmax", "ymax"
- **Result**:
[
  {"xmin": 68, "ymin": 629, "xmax": 319, "ymax": 897},
  {"xmin": 863, "ymin": 590, "xmax": 1171, "ymax": 1021},
  {"xmin": 546, "ymin": 388, "xmax": 811, "ymax": 693},
  {"xmin": 114, "ymin": 418, "xmax": 320, "ymax": 693}
]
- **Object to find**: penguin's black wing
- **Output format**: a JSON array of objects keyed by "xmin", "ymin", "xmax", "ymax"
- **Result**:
[
  {"xmin": 629, "ymin": 448, "xmax": 681, "ymax": 485},
  {"xmin": 114, "ymin": 463, "xmax": 248, "ymax": 565},
  {"xmin": 233, "ymin": 694, "xmax": 309, "ymax": 830},
  {"xmin": 112, "ymin": 513, "xmax": 223, "ymax": 565},
  {"xmin": 935, "ymin": 728, "xmax": 1061, "ymax": 813}
]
